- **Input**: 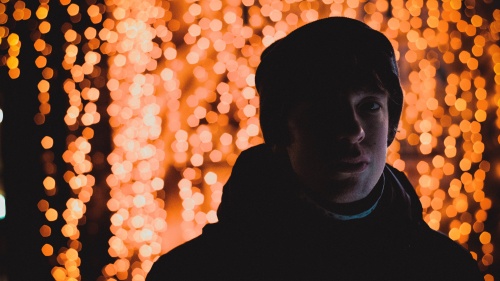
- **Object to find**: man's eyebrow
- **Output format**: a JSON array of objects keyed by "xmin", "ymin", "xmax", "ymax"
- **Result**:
[{"xmin": 356, "ymin": 90, "xmax": 389, "ymax": 97}]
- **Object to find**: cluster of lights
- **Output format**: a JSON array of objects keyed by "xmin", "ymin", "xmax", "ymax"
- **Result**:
[
  {"xmin": 0, "ymin": 105, "xmax": 3, "ymax": 221},
  {"xmin": 56, "ymin": 1, "xmax": 106, "ymax": 280},
  {"xmin": 1, "ymin": 0, "xmax": 498, "ymax": 280},
  {"xmin": 0, "ymin": 2, "xmax": 3, "ymax": 220},
  {"xmin": 30, "ymin": 1, "xmax": 61, "ymax": 278},
  {"xmin": 107, "ymin": 0, "xmax": 498, "ymax": 279},
  {"xmin": 0, "ymin": 0, "xmax": 6, "ymax": 220},
  {"xmin": 4, "ymin": 0, "xmax": 107, "ymax": 280},
  {"xmin": 2, "ymin": 0, "xmax": 23, "ymax": 79},
  {"xmin": 102, "ymin": 1, "xmax": 170, "ymax": 280},
  {"xmin": 384, "ymin": 1, "xmax": 498, "ymax": 275}
]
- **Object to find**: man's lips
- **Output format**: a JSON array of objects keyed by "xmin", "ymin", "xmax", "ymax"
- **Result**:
[
  {"xmin": 325, "ymin": 145, "xmax": 370, "ymax": 172},
  {"xmin": 337, "ymin": 155, "xmax": 370, "ymax": 164},
  {"xmin": 330, "ymin": 155, "xmax": 370, "ymax": 173},
  {"xmin": 334, "ymin": 162, "xmax": 368, "ymax": 173}
]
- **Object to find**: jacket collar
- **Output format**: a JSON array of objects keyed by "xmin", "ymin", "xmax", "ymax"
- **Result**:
[{"xmin": 217, "ymin": 144, "xmax": 424, "ymax": 229}]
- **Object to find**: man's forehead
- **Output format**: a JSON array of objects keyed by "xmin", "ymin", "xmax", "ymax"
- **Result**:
[
  {"xmin": 289, "ymin": 90, "xmax": 388, "ymax": 113},
  {"xmin": 305, "ymin": 89, "xmax": 389, "ymax": 103}
]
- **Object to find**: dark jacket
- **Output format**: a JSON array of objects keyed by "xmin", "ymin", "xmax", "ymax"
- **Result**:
[{"xmin": 148, "ymin": 144, "xmax": 482, "ymax": 280}]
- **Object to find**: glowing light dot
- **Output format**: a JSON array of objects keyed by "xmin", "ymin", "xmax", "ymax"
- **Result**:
[
  {"xmin": 163, "ymin": 48, "xmax": 177, "ymax": 60},
  {"xmin": 209, "ymin": 150, "xmax": 222, "ymax": 162},
  {"xmin": 209, "ymin": 0, "xmax": 222, "ymax": 11},
  {"xmin": 455, "ymin": 197, "xmax": 468, "ymax": 213},
  {"xmin": 36, "ymin": 6, "xmax": 49, "ymax": 19},
  {"xmin": 475, "ymin": 110, "xmax": 486, "ymax": 122},
  {"xmin": 51, "ymin": 267, "xmax": 67, "ymax": 280},
  {"xmin": 6, "ymin": 57, "xmax": 19, "ymax": 69},
  {"xmin": 454, "ymin": 98, "xmax": 467, "ymax": 111},
  {"xmin": 207, "ymin": 210, "xmax": 218, "ymax": 223},
  {"xmin": 66, "ymin": 44, "xmax": 78, "ymax": 57},
  {"xmin": 87, "ymin": 5, "xmax": 100, "ymax": 17},
  {"xmin": 113, "ymin": 7, "xmax": 126, "ymax": 20},
  {"xmin": 38, "ymin": 80, "xmax": 50, "ymax": 93},
  {"xmin": 197, "ymin": 37, "xmax": 210, "ymax": 49},
  {"xmin": 43, "ymin": 177, "xmax": 56, "ymax": 191},
  {"xmin": 223, "ymin": 11, "xmax": 237, "ymax": 24},
  {"xmin": 114, "ymin": 54, "xmax": 126, "ymax": 67},
  {"xmin": 419, "ymin": 132, "xmax": 432, "ymax": 145},
  {"xmin": 247, "ymin": 124, "xmax": 260, "ymax": 136},
  {"xmin": 459, "ymin": 159, "xmax": 471, "ymax": 171},
  {"xmin": 199, "ymin": 131, "xmax": 211, "ymax": 144},
  {"xmin": 0, "ymin": 195, "xmax": 5, "ymax": 220},
  {"xmin": 192, "ymin": 192, "xmax": 204, "ymax": 205},
  {"xmin": 39, "ymin": 21, "xmax": 51, "ymax": 33},
  {"xmin": 243, "ymin": 104, "xmax": 256, "ymax": 117},
  {"xmin": 160, "ymin": 68, "xmax": 173, "ymax": 81},
  {"xmin": 449, "ymin": 228, "xmax": 460, "ymax": 241},
  {"xmin": 182, "ymin": 198, "xmax": 195, "ymax": 211},
  {"xmin": 67, "ymin": 4, "xmax": 80, "ymax": 16},
  {"xmin": 479, "ymin": 232, "xmax": 491, "ymax": 244},
  {"xmin": 204, "ymin": 172, "xmax": 217, "ymax": 185},
  {"xmin": 131, "ymin": 216, "xmax": 145, "ymax": 228},
  {"xmin": 220, "ymin": 133, "xmax": 233, "ymax": 146},
  {"xmin": 41, "ymin": 136, "xmax": 54, "ymax": 149},
  {"xmin": 7, "ymin": 33, "xmax": 19, "ymax": 45},
  {"xmin": 139, "ymin": 245, "xmax": 152, "ymax": 257},
  {"xmin": 151, "ymin": 178, "xmax": 164, "ymax": 191},
  {"xmin": 45, "ymin": 208, "xmax": 58, "ymax": 221},
  {"xmin": 66, "ymin": 248, "xmax": 79, "ymax": 260},
  {"xmin": 194, "ymin": 106, "xmax": 207, "ymax": 119},
  {"xmin": 471, "ymin": 15, "xmax": 483, "ymax": 27},
  {"xmin": 190, "ymin": 154, "xmax": 203, "ymax": 167},
  {"xmin": 133, "ymin": 195, "xmax": 146, "ymax": 208},
  {"xmin": 65, "ymin": 29, "xmax": 78, "ymax": 42},
  {"xmin": 41, "ymin": 244, "xmax": 53, "ymax": 256}
]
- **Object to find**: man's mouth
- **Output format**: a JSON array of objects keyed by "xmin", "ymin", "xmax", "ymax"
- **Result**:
[
  {"xmin": 331, "ymin": 153, "xmax": 370, "ymax": 173},
  {"xmin": 336, "ymin": 160, "xmax": 369, "ymax": 173}
]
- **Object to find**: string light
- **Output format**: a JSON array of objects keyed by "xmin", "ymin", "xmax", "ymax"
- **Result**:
[
  {"xmin": 1, "ymin": 0, "xmax": 27, "ymax": 79},
  {"xmin": 1, "ymin": 0, "xmax": 498, "ymax": 280},
  {"xmin": 20, "ymin": 0, "xmax": 74, "ymax": 279},
  {"xmin": 102, "ymin": 1, "xmax": 169, "ymax": 279},
  {"xmin": 0, "ymin": 104, "xmax": 4, "ymax": 221},
  {"xmin": 31, "ymin": 0, "xmax": 106, "ymax": 280}
]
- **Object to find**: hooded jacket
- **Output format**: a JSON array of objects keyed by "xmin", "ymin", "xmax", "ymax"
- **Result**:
[{"xmin": 147, "ymin": 144, "xmax": 482, "ymax": 280}]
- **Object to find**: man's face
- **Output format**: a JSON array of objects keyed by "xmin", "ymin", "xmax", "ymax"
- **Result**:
[{"xmin": 286, "ymin": 90, "xmax": 389, "ymax": 203}]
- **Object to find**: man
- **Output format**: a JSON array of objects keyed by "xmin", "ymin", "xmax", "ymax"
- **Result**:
[{"xmin": 148, "ymin": 17, "xmax": 482, "ymax": 280}]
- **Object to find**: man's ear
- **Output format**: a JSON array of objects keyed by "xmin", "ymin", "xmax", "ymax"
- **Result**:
[{"xmin": 387, "ymin": 125, "xmax": 398, "ymax": 146}]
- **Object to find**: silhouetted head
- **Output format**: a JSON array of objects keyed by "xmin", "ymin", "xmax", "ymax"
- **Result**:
[{"xmin": 256, "ymin": 17, "xmax": 403, "ymax": 148}]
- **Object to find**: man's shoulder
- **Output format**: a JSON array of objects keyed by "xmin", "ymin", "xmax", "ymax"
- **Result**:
[
  {"xmin": 414, "ymin": 225, "xmax": 482, "ymax": 280},
  {"xmin": 419, "ymin": 227, "xmax": 470, "ymax": 259},
  {"xmin": 146, "ymin": 236, "xmax": 206, "ymax": 280},
  {"xmin": 146, "ymin": 223, "xmax": 244, "ymax": 280}
]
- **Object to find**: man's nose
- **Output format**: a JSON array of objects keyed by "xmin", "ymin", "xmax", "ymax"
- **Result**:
[{"xmin": 335, "ymin": 110, "xmax": 365, "ymax": 144}]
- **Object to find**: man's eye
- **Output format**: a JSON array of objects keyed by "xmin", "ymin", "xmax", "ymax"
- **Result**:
[{"xmin": 360, "ymin": 101, "xmax": 381, "ymax": 112}]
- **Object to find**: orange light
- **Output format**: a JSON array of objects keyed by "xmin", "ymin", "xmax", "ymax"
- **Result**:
[
  {"xmin": 45, "ymin": 208, "xmax": 58, "ymax": 221},
  {"xmin": 67, "ymin": 4, "xmax": 79, "ymax": 16},
  {"xmin": 41, "ymin": 244, "xmax": 54, "ymax": 256}
]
